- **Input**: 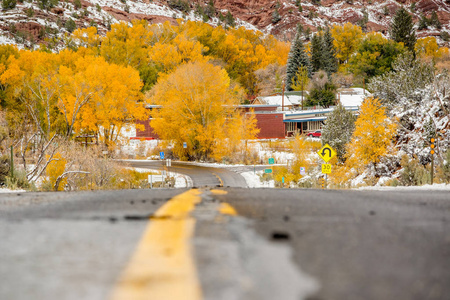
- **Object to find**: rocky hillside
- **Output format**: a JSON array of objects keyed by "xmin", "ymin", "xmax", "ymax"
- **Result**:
[{"xmin": 1, "ymin": 0, "xmax": 449, "ymax": 49}]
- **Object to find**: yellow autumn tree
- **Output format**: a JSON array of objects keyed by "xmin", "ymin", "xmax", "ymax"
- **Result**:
[
  {"xmin": 101, "ymin": 20, "xmax": 153, "ymax": 69},
  {"xmin": 415, "ymin": 37, "xmax": 449, "ymax": 61},
  {"xmin": 43, "ymin": 152, "xmax": 67, "ymax": 191},
  {"xmin": 1, "ymin": 50, "xmax": 64, "ymax": 138},
  {"xmin": 331, "ymin": 23, "xmax": 364, "ymax": 65},
  {"xmin": 71, "ymin": 26, "xmax": 102, "ymax": 55},
  {"xmin": 212, "ymin": 111, "xmax": 260, "ymax": 163},
  {"xmin": 345, "ymin": 97, "xmax": 397, "ymax": 171},
  {"xmin": 150, "ymin": 61, "xmax": 254, "ymax": 161},
  {"xmin": 149, "ymin": 34, "xmax": 208, "ymax": 73},
  {"xmin": 74, "ymin": 57, "xmax": 147, "ymax": 144}
]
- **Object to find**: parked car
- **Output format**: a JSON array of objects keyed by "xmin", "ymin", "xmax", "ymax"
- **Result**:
[{"xmin": 307, "ymin": 130, "xmax": 322, "ymax": 138}]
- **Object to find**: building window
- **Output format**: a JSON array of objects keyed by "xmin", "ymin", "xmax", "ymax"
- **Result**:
[{"xmin": 307, "ymin": 121, "xmax": 322, "ymax": 131}]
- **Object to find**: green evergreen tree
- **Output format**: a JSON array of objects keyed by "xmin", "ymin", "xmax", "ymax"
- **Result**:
[
  {"xmin": 225, "ymin": 11, "xmax": 235, "ymax": 28},
  {"xmin": 418, "ymin": 14, "xmax": 428, "ymax": 30},
  {"xmin": 322, "ymin": 103, "xmax": 357, "ymax": 162},
  {"xmin": 65, "ymin": 18, "xmax": 76, "ymax": 33},
  {"xmin": 389, "ymin": 7, "xmax": 416, "ymax": 53},
  {"xmin": 430, "ymin": 11, "xmax": 442, "ymax": 29},
  {"xmin": 322, "ymin": 27, "xmax": 338, "ymax": 76},
  {"xmin": 311, "ymin": 33, "xmax": 323, "ymax": 73},
  {"xmin": 306, "ymin": 70, "xmax": 336, "ymax": 107},
  {"xmin": 205, "ymin": 0, "xmax": 215, "ymax": 18},
  {"xmin": 272, "ymin": 9, "xmax": 281, "ymax": 24},
  {"xmin": 2, "ymin": 0, "xmax": 16, "ymax": 10},
  {"xmin": 286, "ymin": 27, "xmax": 311, "ymax": 91}
]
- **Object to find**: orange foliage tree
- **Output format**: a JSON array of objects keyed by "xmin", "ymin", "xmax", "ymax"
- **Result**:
[
  {"xmin": 345, "ymin": 97, "xmax": 397, "ymax": 170},
  {"xmin": 150, "ymin": 61, "xmax": 258, "ymax": 161}
]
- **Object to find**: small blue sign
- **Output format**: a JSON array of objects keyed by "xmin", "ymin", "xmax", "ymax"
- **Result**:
[
  {"xmin": 159, "ymin": 152, "xmax": 164, "ymax": 160},
  {"xmin": 183, "ymin": 142, "xmax": 187, "ymax": 149}
]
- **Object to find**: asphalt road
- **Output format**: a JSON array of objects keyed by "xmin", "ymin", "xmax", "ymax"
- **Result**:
[
  {"xmin": 122, "ymin": 160, "xmax": 249, "ymax": 188},
  {"xmin": 1, "ymin": 187, "xmax": 449, "ymax": 300}
]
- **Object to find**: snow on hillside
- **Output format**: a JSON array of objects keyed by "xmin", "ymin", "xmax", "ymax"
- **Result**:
[{"xmin": 0, "ymin": 0, "xmax": 260, "ymax": 49}]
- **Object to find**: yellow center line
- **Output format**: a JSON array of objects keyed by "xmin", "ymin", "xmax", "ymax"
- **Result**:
[
  {"xmin": 211, "ymin": 173, "xmax": 224, "ymax": 187},
  {"xmin": 210, "ymin": 190, "xmax": 237, "ymax": 216},
  {"xmin": 110, "ymin": 189, "xmax": 203, "ymax": 300}
]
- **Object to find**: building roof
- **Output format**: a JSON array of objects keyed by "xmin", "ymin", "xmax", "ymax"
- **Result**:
[
  {"xmin": 338, "ymin": 88, "xmax": 371, "ymax": 107},
  {"xmin": 257, "ymin": 94, "xmax": 305, "ymax": 107},
  {"xmin": 257, "ymin": 88, "xmax": 370, "ymax": 110}
]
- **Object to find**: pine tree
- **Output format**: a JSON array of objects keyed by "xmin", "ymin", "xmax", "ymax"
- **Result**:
[
  {"xmin": 322, "ymin": 103, "xmax": 356, "ymax": 162},
  {"xmin": 418, "ymin": 14, "xmax": 428, "ymax": 30},
  {"xmin": 225, "ymin": 11, "xmax": 235, "ymax": 28},
  {"xmin": 430, "ymin": 11, "xmax": 442, "ymax": 29},
  {"xmin": 2, "ymin": 0, "xmax": 16, "ymax": 10},
  {"xmin": 286, "ymin": 28, "xmax": 311, "ymax": 91},
  {"xmin": 311, "ymin": 33, "xmax": 323, "ymax": 73},
  {"xmin": 389, "ymin": 7, "xmax": 416, "ymax": 53},
  {"xmin": 322, "ymin": 27, "xmax": 338, "ymax": 76}
]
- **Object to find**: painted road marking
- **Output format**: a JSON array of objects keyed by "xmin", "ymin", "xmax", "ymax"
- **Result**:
[
  {"xmin": 110, "ymin": 189, "xmax": 202, "ymax": 300},
  {"xmin": 212, "ymin": 173, "xmax": 224, "ymax": 187},
  {"xmin": 219, "ymin": 203, "xmax": 237, "ymax": 216},
  {"xmin": 210, "ymin": 190, "xmax": 237, "ymax": 216}
]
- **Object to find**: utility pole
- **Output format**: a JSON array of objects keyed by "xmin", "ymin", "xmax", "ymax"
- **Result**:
[
  {"xmin": 281, "ymin": 81, "xmax": 285, "ymax": 111},
  {"xmin": 10, "ymin": 145, "xmax": 14, "ymax": 178},
  {"xmin": 430, "ymin": 137, "xmax": 436, "ymax": 184}
]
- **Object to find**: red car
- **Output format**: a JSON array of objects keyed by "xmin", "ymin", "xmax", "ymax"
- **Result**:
[{"xmin": 307, "ymin": 130, "xmax": 322, "ymax": 138}]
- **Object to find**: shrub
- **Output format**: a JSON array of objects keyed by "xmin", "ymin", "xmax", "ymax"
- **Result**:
[
  {"xmin": 399, "ymin": 155, "xmax": 430, "ymax": 186},
  {"xmin": 26, "ymin": 7, "xmax": 34, "ymax": 17},
  {"xmin": 168, "ymin": 0, "xmax": 190, "ymax": 13},
  {"xmin": 2, "ymin": 0, "xmax": 16, "ymax": 10},
  {"xmin": 65, "ymin": 18, "xmax": 76, "ymax": 32},
  {"xmin": 440, "ymin": 150, "xmax": 450, "ymax": 183},
  {"xmin": 5, "ymin": 170, "xmax": 32, "ymax": 190},
  {"xmin": 0, "ymin": 155, "xmax": 10, "ymax": 185}
]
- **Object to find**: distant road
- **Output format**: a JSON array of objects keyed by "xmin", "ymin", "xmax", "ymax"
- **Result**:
[{"xmin": 121, "ymin": 160, "xmax": 248, "ymax": 188}]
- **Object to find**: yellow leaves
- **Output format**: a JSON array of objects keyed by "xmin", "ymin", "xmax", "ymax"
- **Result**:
[
  {"xmin": 101, "ymin": 21, "xmax": 153, "ymax": 69},
  {"xmin": 290, "ymin": 66, "xmax": 309, "ymax": 91},
  {"xmin": 149, "ymin": 35, "xmax": 208, "ymax": 73},
  {"xmin": 331, "ymin": 22, "xmax": 363, "ymax": 64},
  {"xmin": 72, "ymin": 26, "xmax": 101, "ymax": 50},
  {"xmin": 0, "ymin": 57, "xmax": 23, "ymax": 88},
  {"xmin": 150, "ymin": 61, "xmax": 246, "ymax": 160},
  {"xmin": 415, "ymin": 37, "xmax": 449, "ymax": 60},
  {"xmin": 44, "ymin": 153, "xmax": 67, "ymax": 191},
  {"xmin": 345, "ymin": 97, "xmax": 397, "ymax": 168},
  {"xmin": 212, "ymin": 111, "xmax": 260, "ymax": 161},
  {"xmin": 75, "ymin": 58, "xmax": 146, "ymax": 140}
]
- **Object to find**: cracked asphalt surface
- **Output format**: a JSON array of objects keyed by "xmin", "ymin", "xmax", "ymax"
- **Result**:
[{"xmin": 1, "ymin": 187, "xmax": 449, "ymax": 300}]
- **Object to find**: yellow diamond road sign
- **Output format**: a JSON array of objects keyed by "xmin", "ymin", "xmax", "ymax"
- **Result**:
[{"xmin": 318, "ymin": 144, "xmax": 337, "ymax": 163}]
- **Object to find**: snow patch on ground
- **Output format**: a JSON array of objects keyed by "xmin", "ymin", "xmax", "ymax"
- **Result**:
[
  {"xmin": 241, "ymin": 170, "xmax": 274, "ymax": 188},
  {"xmin": 358, "ymin": 184, "xmax": 450, "ymax": 191},
  {"xmin": 0, "ymin": 188, "xmax": 26, "ymax": 193}
]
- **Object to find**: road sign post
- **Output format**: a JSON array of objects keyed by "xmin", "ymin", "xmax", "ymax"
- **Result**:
[
  {"xmin": 318, "ymin": 144, "xmax": 336, "ymax": 189},
  {"xmin": 430, "ymin": 137, "xmax": 436, "ymax": 184},
  {"xmin": 318, "ymin": 144, "xmax": 337, "ymax": 163},
  {"xmin": 300, "ymin": 167, "xmax": 306, "ymax": 176},
  {"xmin": 159, "ymin": 152, "xmax": 165, "ymax": 160}
]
